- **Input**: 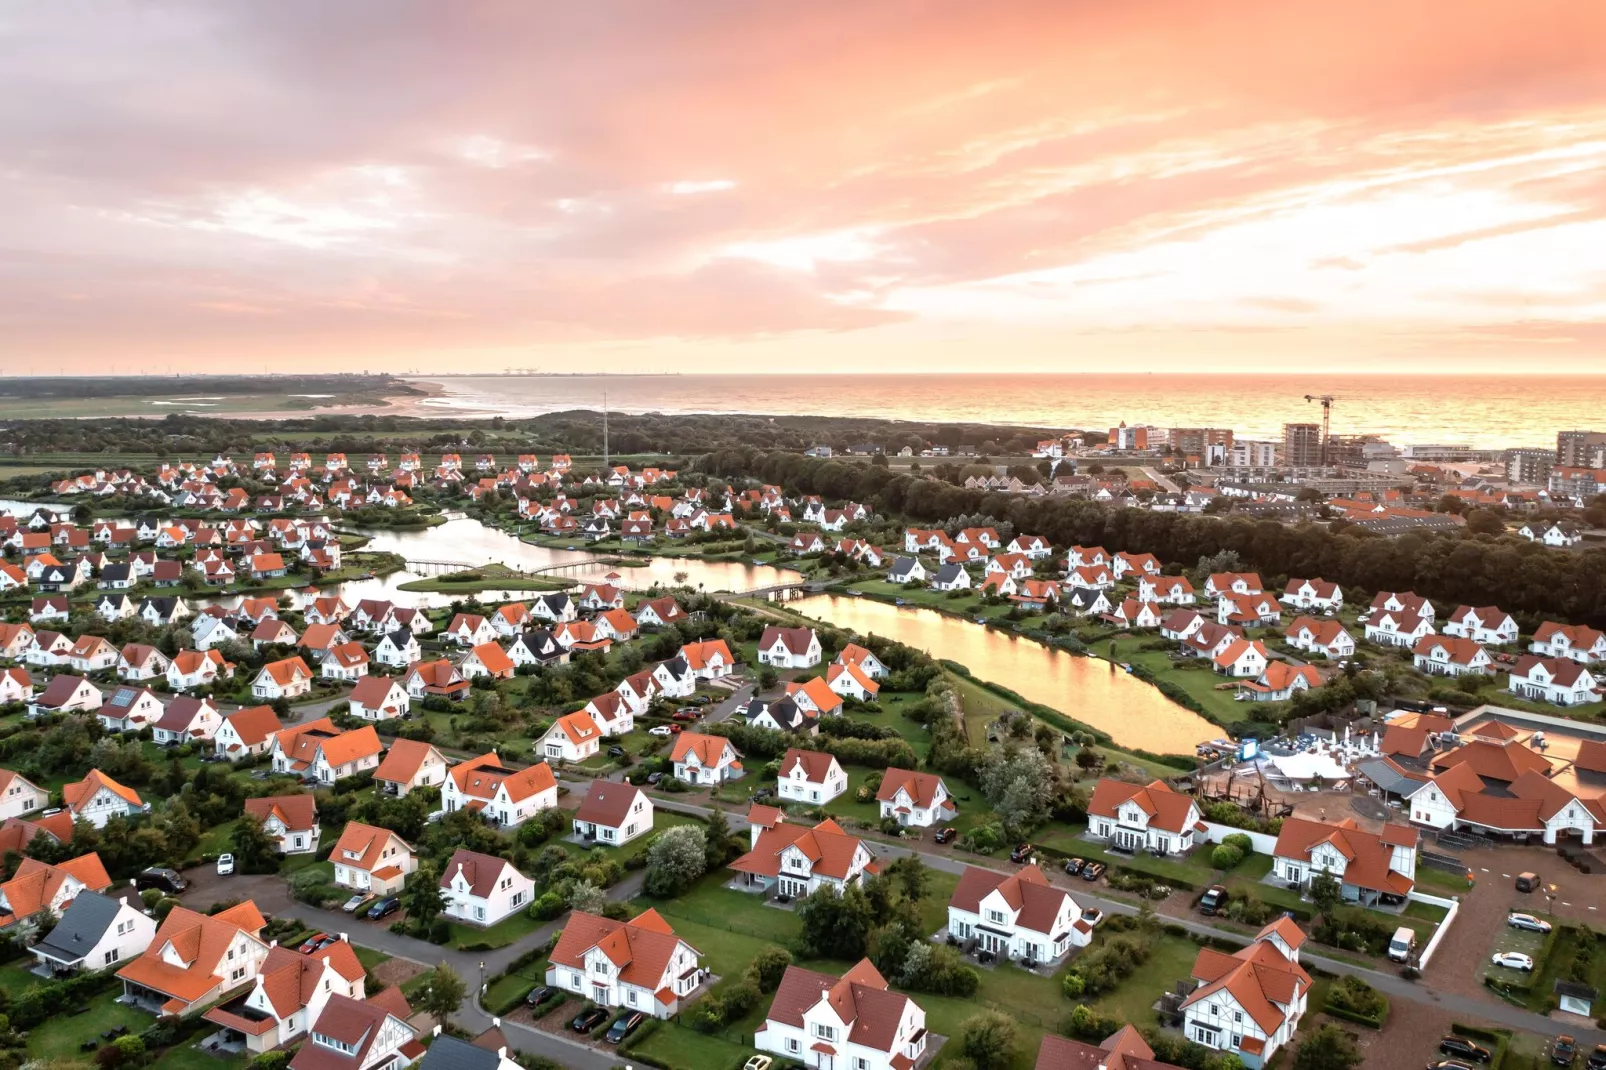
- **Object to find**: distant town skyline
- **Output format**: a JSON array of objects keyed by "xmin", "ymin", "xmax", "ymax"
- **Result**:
[{"xmin": 3, "ymin": 1, "xmax": 1605, "ymax": 375}]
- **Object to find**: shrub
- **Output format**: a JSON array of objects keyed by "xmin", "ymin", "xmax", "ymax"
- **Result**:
[
  {"xmin": 1210, "ymin": 845, "xmax": 1244, "ymax": 869},
  {"xmin": 1062, "ymin": 933, "xmax": 1155, "ymax": 999},
  {"xmin": 1222, "ymin": 832, "xmax": 1254, "ymax": 855}
]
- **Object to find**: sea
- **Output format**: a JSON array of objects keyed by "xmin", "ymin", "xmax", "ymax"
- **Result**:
[{"xmin": 409, "ymin": 373, "xmax": 1606, "ymax": 450}]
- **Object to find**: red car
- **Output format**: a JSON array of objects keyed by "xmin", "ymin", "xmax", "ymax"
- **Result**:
[{"xmin": 671, "ymin": 710, "xmax": 699, "ymax": 722}]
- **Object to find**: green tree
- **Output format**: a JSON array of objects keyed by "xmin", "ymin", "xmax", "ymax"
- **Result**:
[
  {"xmin": 798, "ymin": 883, "xmax": 876, "ymax": 960},
  {"xmin": 882, "ymin": 854, "xmax": 932, "ymax": 902},
  {"xmin": 400, "ymin": 863, "xmax": 445, "ymax": 925},
  {"xmin": 1290, "ymin": 1023, "xmax": 1363, "ymax": 1070},
  {"xmin": 702, "ymin": 812, "xmax": 738, "ymax": 868},
  {"xmin": 745, "ymin": 946, "xmax": 793, "ymax": 993},
  {"xmin": 416, "ymin": 965, "xmax": 467, "ymax": 1029},
  {"xmin": 568, "ymin": 879, "xmax": 606, "ymax": 915},
  {"xmin": 1309, "ymin": 871, "xmax": 1342, "ymax": 921},
  {"xmin": 643, "ymin": 825, "xmax": 708, "ymax": 898},
  {"xmin": 229, "ymin": 812, "xmax": 280, "ymax": 874},
  {"xmin": 959, "ymin": 1010, "xmax": 1018, "ymax": 1070}
]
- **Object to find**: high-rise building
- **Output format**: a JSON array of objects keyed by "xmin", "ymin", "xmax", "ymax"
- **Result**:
[
  {"xmin": 1282, "ymin": 423, "xmax": 1323, "ymax": 467},
  {"xmin": 1168, "ymin": 427, "xmax": 1234, "ymax": 460},
  {"xmin": 1505, "ymin": 447, "xmax": 1555, "ymax": 486},
  {"xmin": 1557, "ymin": 430, "xmax": 1606, "ymax": 469},
  {"xmin": 1228, "ymin": 440, "xmax": 1278, "ymax": 468},
  {"xmin": 1108, "ymin": 423, "xmax": 1152, "ymax": 450}
]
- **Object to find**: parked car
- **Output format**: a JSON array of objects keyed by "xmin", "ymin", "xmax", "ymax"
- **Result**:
[
  {"xmin": 753, "ymin": 788, "xmax": 774, "ymax": 802},
  {"xmin": 671, "ymin": 710, "xmax": 698, "ymax": 722},
  {"xmin": 606, "ymin": 1012, "xmax": 645, "ymax": 1044},
  {"xmin": 1515, "ymin": 872, "xmax": 1540, "ymax": 892},
  {"xmin": 1009, "ymin": 843, "xmax": 1034, "ymax": 863},
  {"xmin": 649, "ymin": 726, "xmax": 674, "ymax": 737},
  {"xmin": 135, "ymin": 867, "xmax": 188, "ymax": 894},
  {"xmin": 1200, "ymin": 885, "xmax": 1229, "ymax": 916},
  {"xmin": 1509, "ymin": 912, "xmax": 1552, "ymax": 933},
  {"xmin": 297, "ymin": 932, "xmax": 330, "ymax": 954},
  {"xmin": 1081, "ymin": 908, "xmax": 1105, "ymax": 928},
  {"xmin": 524, "ymin": 985, "xmax": 558, "ymax": 1008},
  {"xmin": 932, "ymin": 827, "xmax": 956, "ymax": 845},
  {"xmin": 607, "ymin": 745, "xmax": 626, "ymax": 757},
  {"xmin": 744, "ymin": 1057, "xmax": 774, "ymax": 1070},
  {"xmin": 1081, "ymin": 861, "xmax": 1107, "ymax": 882},
  {"xmin": 1584, "ymin": 1044, "xmax": 1606, "ymax": 1069},
  {"xmin": 216, "ymin": 853, "xmax": 235, "ymax": 876},
  {"xmin": 1438, "ymin": 1036, "xmax": 1492, "ymax": 1063},
  {"xmin": 427, "ymin": 809, "xmax": 446, "ymax": 823},
  {"xmin": 341, "ymin": 894, "xmax": 371, "ymax": 914},
  {"xmin": 366, "ymin": 897, "xmax": 401, "ymax": 921},
  {"xmin": 1553, "ymin": 1036, "xmax": 1578, "ymax": 1067},
  {"xmin": 571, "ymin": 1007, "xmax": 609, "ymax": 1033},
  {"xmin": 1426, "ymin": 1062, "xmax": 1476, "ymax": 1070},
  {"xmin": 646, "ymin": 772, "xmax": 664, "ymax": 785},
  {"xmin": 1063, "ymin": 857, "xmax": 1085, "ymax": 876},
  {"xmin": 691, "ymin": 695, "xmax": 712, "ymax": 705},
  {"xmin": 1491, "ymin": 951, "xmax": 1535, "ymax": 971}
]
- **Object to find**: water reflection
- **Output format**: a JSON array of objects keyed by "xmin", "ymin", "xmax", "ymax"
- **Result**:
[{"xmin": 790, "ymin": 594, "xmax": 1218, "ymax": 753}]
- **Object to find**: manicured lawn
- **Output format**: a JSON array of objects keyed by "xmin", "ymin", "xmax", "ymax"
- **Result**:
[
  {"xmin": 447, "ymin": 908, "xmax": 551, "ymax": 950},
  {"xmin": 1415, "ymin": 865, "xmax": 1473, "ymax": 895},
  {"xmin": 1103, "ymin": 635, "xmax": 1252, "ymax": 725},
  {"xmin": 1086, "ymin": 930, "xmax": 1203, "ymax": 1028},
  {"xmin": 0, "ymin": 962, "xmax": 42, "ymax": 992},
  {"xmin": 26, "ymin": 989, "xmax": 150, "ymax": 1063},
  {"xmin": 352, "ymin": 945, "xmax": 391, "ymax": 971},
  {"xmin": 561, "ymin": 811, "xmax": 701, "ymax": 865},
  {"xmin": 628, "ymin": 1020, "xmax": 755, "ymax": 1070},
  {"xmin": 1033, "ymin": 829, "xmax": 1226, "ymax": 889},
  {"xmin": 152, "ymin": 1047, "xmax": 248, "ymax": 1070}
]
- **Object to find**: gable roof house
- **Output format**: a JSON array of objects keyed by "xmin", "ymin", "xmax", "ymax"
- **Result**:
[
  {"xmin": 826, "ymin": 661, "xmax": 880, "ymax": 703},
  {"xmin": 31, "ymin": 671, "xmax": 102, "ymax": 717},
  {"xmin": 1507, "ymin": 656, "xmax": 1601, "ymax": 706},
  {"xmin": 64, "ymin": 769, "xmax": 147, "ymax": 828},
  {"xmin": 1035, "ymin": 1027, "xmax": 1186, "ymax": 1070},
  {"xmin": 251, "ymin": 656, "xmax": 315, "ymax": 701},
  {"xmin": 754, "ymin": 958, "xmax": 927, "ymax": 1070},
  {"xmin": 287, "ymin": 989, "xmax": 417, "ymax": 1070},
  {"xmin": 573, "ymin": 781, "xmax": 654, "ymax": 847},
  {"xmin": 270, "ymin": 719, "xmax": 384, "ymax": 785},
  {"xmin": 1403, "ymin": 728, "xmax": 1605, "ymax": 844},
  {"xmin": 445, "ymin": 613, "xmax": 498, "ymax": 647},
  {"xmin": 1139, "ymin": 574, "xmax": 1196, "ymax": 605},
  {"xmin": 0, "ymin": 769, "xmax": 46, "ymax": 822},
  {"xmin": 1180, "ymin": 918, "xmax": 1310, "ymax": 1067},
  {"xmin": 1363, "ymin": 591, "xmax": 1435, "ymax": 647},
  {"xmin": 214, "ymin": 705, "xmax": 283, "ymax": 760},
  {"xmin": 1283, "ymin": 617, "xmax": 1354, "ymax": 659},
  {"xmin": 243, "ymin": 795, "xmax": 321, "ymax": 855},
  {"xmin": 731, "ymin": 815, "xmax": 876, "ymax": 898},
  {"xmin": 785, "ymin": 676, "xmax": 845, "ymax": 717},
  {"xmin": 1212, "ymin": 639, "xmax": 1270, "ymax": 678},
  {"xmin": 1412, "ymin": 635, "xmax": 1493, "ymax": 677},
  {"xmin": 152, "ymin": 696, "xmax": 222, "ymax": 745},
  {"xmin": 1216, "ymin": 592, "xmax": 1283, "ymax": 628},
  {"xmin": 1272, "ymin": 817, "xmax": 1418, "ymax": 906},
  {"xmin": 876, "ymin": 768, "xmax": 954, "ymax": 828},
  {"xmin": 930, "ymin": 562, "xmax": 972, "ymax": 591},
  {"xmin": 458, "ymin": 641, "xmax": 515, "ymax": 681},
  {"xmin": 546, "ymin": 908, "xmax": 706, "ymax": 1020},
  {"xmin": 1282, "ymin": 578, "xmax": 1343, "ymax": 612},
  {"xmin": 1529, "ymin": 622, "xmax": 1606, "ymax": 664},
  {"xmin": 372, "ymin": 739, "xmax": 449, "ymax": 797},
  {"xmin": 1087, "ymin": 778, "xmax": 1204, "ymax": 856},
  {"xmin": 777, "ymin": 748, "xmax": 848, "ymax": 805},
  {"xmin": 757, "ymin": 626, "xmax": 822, "ymax": 669},
  {"xmin": 539, "ymin": 711, "xmax": 604, "ymax": 764},
  {"xmin": 680, "ymin": 638, "xmax": 736, "ymax": 679},
  {"xmin": 31, "ymin": 888, "xmax": 155, "ymax": 976},
  {"xmin": 203, "ymin": 938, "xmax": 368, "ymax": 1056},
  {"xmin": 347, "ymin": 675, "xmax": 410, "ymax": 721},
  {"xmin": 116, "ymin": 901, "xmax": 270, "ymax": 1016},
  {"xmin": 745, "ymin": 697, "xmax": 818, "ymax": 736},
  {"xmin": 441, "ymin": 752, "xmax": 558, "ymax": 828},
  {"xmin": 1234, "ymin": 661, "xmax": 1323, "ymax": 703},
  {"xmin": 670, "ymin": 732, "xmax": 743, "ymax": 785},
  {"xmin": 0, "ymin": 853, "xmax": 113, "ymax": 930},
  {"xmin": 330, "ymin": 822, "xmax": 415, "ymax": 896},
  {"xmin": 440, "ymin": 849, "xmax": 536, "ymax": 928},
  {"xmin": 947, "ymin": 863, "xmax": 1091, "ymax": 967},
  {"xmin": 1443, "ymin": 605, "xmax": 1519, "ymax": 646},
  {"xmin": 117, "ymin": 643, "xmax": 171, "ymax": 682},
  {"xmin": 97, "ymin": 685, "xmax": 165, "ymax": 733}
]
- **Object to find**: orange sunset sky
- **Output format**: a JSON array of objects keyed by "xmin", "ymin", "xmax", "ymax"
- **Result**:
[{"xmin": 4, "ymin": 1, "xmax": 1606, "ymax": 376}]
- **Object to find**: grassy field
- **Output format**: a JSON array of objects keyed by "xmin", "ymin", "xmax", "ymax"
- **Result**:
[
  {"xmin": 1086, "ymin": 930, "xmax": 1203, "ymax": 1027},
  {"xmin": 396, "ymin": 563, "xmax": 575, "ymax": 594},
  {"xmin": 0, "ymin": 391, "xmax": 396, "ymax": 420},
  {"xmin": 1102, "ymin": 634, "xmax": 1253, "ymax": 725},
  {"xmin": 25, "ymin": 988, "xmax": 151, "ymax": 1063}
]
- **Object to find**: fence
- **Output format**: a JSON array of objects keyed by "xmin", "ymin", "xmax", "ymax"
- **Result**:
[
  {"xmin": 1408, "ymin": 889, "xmax": 1460, "ymax": 968},
  {"xmin": 1198, "ymin": 821, "xmax": 1278, "ymax": 855}
]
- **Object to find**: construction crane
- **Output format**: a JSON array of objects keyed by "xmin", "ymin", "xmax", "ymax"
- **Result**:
[{"xmin": 1303, "ymin": 394, "xmax": 1341, "ymax": 465}]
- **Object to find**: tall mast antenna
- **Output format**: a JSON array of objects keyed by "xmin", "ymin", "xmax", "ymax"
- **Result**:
[{"xmin": 603, "ymin": 383, "xmax": 610, "ymax": 470}]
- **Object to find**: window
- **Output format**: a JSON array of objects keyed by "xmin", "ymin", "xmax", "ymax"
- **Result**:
[
  {"xmin": 787, "ymin": 1039, "xmax": 800, "ymax": 1054},
  {"xmin": 1233, "ymin": 1011, "xmax": 1242, "ymax": 1023},
  {"xmin": 856, "ymin": 1060, "xmax": 869, "ymax": 1070},
  {"xmin": 986, "ymin": 909, "xmax": 1007, "ymax": 924},
  {"xmin": 104, "ymin": 949, "xmax": 119, "ymax": 964},
  {"xmin": 813, "ymin": 1025, "xmax": 835, "ymax": 1041}
]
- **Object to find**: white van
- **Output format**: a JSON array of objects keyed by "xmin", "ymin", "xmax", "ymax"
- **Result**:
[{"xmin": 1387, "ymin": 926, "xmax": 1415, "ymax": 962}]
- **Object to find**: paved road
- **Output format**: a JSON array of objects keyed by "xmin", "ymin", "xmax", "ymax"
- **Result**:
[{"xmin": 1139, "ymin": 466, "xmax": 1180, "ymax": 493}]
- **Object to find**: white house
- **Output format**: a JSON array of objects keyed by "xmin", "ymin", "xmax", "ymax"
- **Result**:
[
  {"xmin": 1412, "ymin": 635, "xmax": 1493, "ymax": 677},
  {"xmin": 251, "ymin": 657, "xmax": 315, "ymax": 701},
  {"xmin": 347, "ymin": 675, "xmax": 410, "ymax": 720},
  {"xmin": 1443, "ymin": 605, "xmax": 1519, "ymax": 646},
  {"xmin": 539, "ymin": 711, "xmax": 603, "ymax": 763},
  {"xmin": 755, "ymin": 959, "xmax": 927, "ymax": 1070},
  {"xmin": 167, "ymin": 649, "xmax": 231, "ymax": 693},
  {"xmin": 1212, "ymin": 639, "xmax": 1269, "ymax": 678},
  {"xmin": 825, "ymin": 661, "xmax": 880, "ymax": 703},
  {"xmin": 1283, "ymin": 617, "xmax": 1354, "ymax": 659},
  {"xmin": 1272, "ymin": 817, "xmax": 1417, "ymax": 905},
  {"xmin": 1181, "ymin": 918, "xmax": 1310, "ymax": 1069},
  {"xmin": 372, "ymin": 629, "xmax": 421, "ymax": 668},
  {"xmin": 835, "ymin": 643, "xmax": 888, "ymax": 679},
  {"xmin": 572, "ymin": 781, "xmax": 654, "ymax": 847},
  {"xmin": 31, "ymin": 672, "xmax": 102, "ymax": 717},
  {"xmin": 372, "ymin": 739, "xmax": 449, "ymax": 797},
  {"xmin": 320, "ymin": 642, "xmax": 370, "ymax": 682},
  {"xmin": 1364, "ymin": 592, "xmax": 1435, "ymax": 647},
  {"xmin": 330, "ymin": 822, "xmax": 415, "ymax": 895},
  {"xmin": 776, "ymin": 748, "xmax": 847, "ymax": 805},
  {"xmin": 1086, "ymin": 778, "xmax": 1203, "ymax": 855},
  {"xmin": 152, "ymin": 696, "xmax": 221, "ymax": 745},
  {"xmin": 117, "ymin": 644, "xmax": 171, "ymax": 683},
  {"xmin": 1281, "ymin": 578, "xmax": 1342, "ymax": 612},
  {"xmin": 200, "ymin": 940, "xmax": 366, "ymax": 1055},
  {"xmin": 1530, "ymin": 622, "xmax": 1606, "ymax": 664},
  {"xmin": 930, "ymin": 563, "xmax": 972, "ymax": 591},
  {"xmin": 876, "ymin": 768, "xmax": 954, "ymax": 828},
  {"xmin": 213, "ymin": 705, "xmax": 283, "ymax": 760},
  {"xmin": 63, "ymin": 770, "xmax": 147, "ymax": 828},
  {"xmin": 441, "ymin": 752, "xmax": 558, "ymax": 829},
  {"xmin": 670, "ymin": 732, "xmax": 743, "ymax": 785},
  {"xmin": 546, "ymin": 909, "xmax": 706, "ymax": 1020},
  {"xmin": 1403, "ymin": 736, "xmax": 1603, "ymax": 845},
  {"xmin": 0, "ymin": 769, "xmax": 47, "ymax": 821},
  {"xmin": 270, "ymin": 720, "xmax": 384, "ymax": 785},
  {"xmin": 756, "ymin": 626, "xmax": 822, "ymax": 669},
  {"xmin": 886, "ymin": 557, "xmax": 927, "ymax": 584},
  {"xmin": 243, "ymin": 794, "xmax": 321, "ymax": 855},
  {"xmin": 97, "ymin": 685, "xmax": 165, "ymax": 733},
  {"xmin": 445, "ymin": 613, "xmax": 498, "ymax": 647},
  {"xmin": 1508, "ymin": 656, "xmax": 1600, "ymax": 706},
  {"xmin": 31, "ymin": 890, "xmax": 154, "ymax": 975},
  {"xmin": 947, "ymin": 863, "xmax": 1090, "ymax": 965},
  {"xmin": 439, "ymin": 849, "xmax": 535, "ymax": 927},
  {"xmin": 730, "ymin": 815, "xmax": 874, "ymax": 897},
  {"xmin": 115, "ymin": 902, "xmax": 270, "ymax": 1017},
  {"xmin": 1140, "ymin": 575, "xmax": 1197, "ymax": 605}
]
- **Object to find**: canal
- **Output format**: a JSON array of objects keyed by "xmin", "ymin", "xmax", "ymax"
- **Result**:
[{"xmin": 790, "ymin": 594, "xmax": 1219, "ymax": 753}]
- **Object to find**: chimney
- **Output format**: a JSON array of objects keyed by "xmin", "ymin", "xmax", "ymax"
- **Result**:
[
  {"xmin": 339, "ymin": 932, "xmax": 348, "ymax": 942},
  {"xmin": 270, "ymin": 939, "xmax": 277, "ymax": 948},
  {"xmin": 432, "ymin": 1025, "xmax": 442, "ymax": 1037},
  {"xmin": 492, "ymin": 1018, "xmax": 500, "ymax": 1028}
]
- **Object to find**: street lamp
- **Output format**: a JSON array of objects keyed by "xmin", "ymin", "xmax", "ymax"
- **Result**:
[
  {"xmin": 479, "ymin": 959, "xmax": 486, "ymax": 996},
  {"xmin": 1546, "ymin": 884, "xmax": 1558, "ymax": 915}
]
